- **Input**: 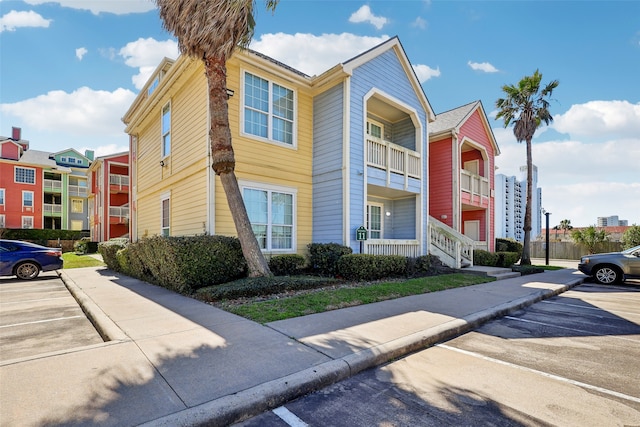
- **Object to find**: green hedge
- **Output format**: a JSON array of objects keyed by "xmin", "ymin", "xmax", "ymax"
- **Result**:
[
  {"xmin": 336, "ymin": 254, "xmax": 407, "ymax": 281},
  {"xmin": 1, "ymin": 228, "xmax": 88, "ymax": 241},
  {"xmin": 308, "ymin": 243, "xmax": 353, "ymax": 276},
  {"xmin": 496, "ymin": 238, "xmax": 523, "ymax": 254},
  {"xmin": 474, "ymin": 250, "xmax": 520, "ymax": 268},
  {"xmin": 98, "ymin": 238, "xmax": 129, "ymax": 272},
  {"xmin": 268, "ymin": 254, "xmax": 306, "ymax": 276}
]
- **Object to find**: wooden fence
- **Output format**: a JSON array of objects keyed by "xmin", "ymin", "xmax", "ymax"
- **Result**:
[{"xmin": 530, "ymin": 241, "xmax": 623, "ymax": 260}]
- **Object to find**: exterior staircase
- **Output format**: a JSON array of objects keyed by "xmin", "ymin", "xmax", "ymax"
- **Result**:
[{"xmin": 428, "ymin": 216, "xmax": 474, "ymax": 269}]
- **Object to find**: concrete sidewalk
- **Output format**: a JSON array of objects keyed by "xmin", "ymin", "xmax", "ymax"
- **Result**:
[{"xmin": 0, "ymin": 266, "xmax": 585, "ymax": 426}]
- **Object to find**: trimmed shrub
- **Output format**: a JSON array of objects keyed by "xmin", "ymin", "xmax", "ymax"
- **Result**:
[
  {"xmin": 2, "ymin": 228, "xmax": 87, "ymax": 241},
  {"xmin": 512, "ymin": 265, "xmax": 545, "ymax": 275},
  {"xmin": 115, "ymin": 247, "xmax": 131, "ymax": 276},
  {"xmin": 126, "ymin": 235, "xmax": 247, "ymax": 294},
  {"xmin": 473, "ymin": 249, "xmax": 499, "ymax": 267},
  {"xmin": 308, "ymin": 243, "xmax": 353, "ymax": 276},
  {"xmin": 497, "ymin": 252, "xmax": 520, "ymax": 267},
  {"xmin": 336, "ymin": 254, "xmax": 407, "ymax": 281},
  {"xmin": 98, "ymin": 238, "xmax": 129, "ymax": 272},
  {"xmin": 196, "ymin": 275, "xmax": 340, "ymax": 301},
  {"xmin": 496, "ymin": 238, "xmax": 523, "ymax": 254},
  {"xmin": 269, "ymin": 254, "xmax": 306, "ymax": 276},
  {"xmin": 406, "ymin": 255, "xmax": 437, "ymax": 277}
]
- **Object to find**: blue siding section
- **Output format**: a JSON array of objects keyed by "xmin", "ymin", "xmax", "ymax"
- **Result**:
[
  {"xmin": 391, "ymin": 198, "xmax": 416, "ymax": 239},
  {"xmin": 393, "ymin": 117, "xmax": 415, "ymax": 149},
  {"xmin": 312, "ymin": 83, "xmax": 345, "ymax": 243}
]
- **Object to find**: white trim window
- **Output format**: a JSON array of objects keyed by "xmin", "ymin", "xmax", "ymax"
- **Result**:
[
  {"xmin": 71, "ymin": 198, "xmax": 84, "ymax": 213},
  {"xmin": 22, "ymin": 191, "xmax": 34, "ymax": 208},
  {"xmin": 0, "ymin": 188, "xmax": 4, "ymax": 206},
  {"xmin": 161, "ymin": 194, "xmax": 170, "ymax": 236},
  {"xmin": 0, "ymin": 214, "xmax": 5, "ymax": 228},
  {"xmin": 366, "ymin": 203, "xmax": 383, "ymax": 239},
  {"xmin": 243, "ymin": 72, "xmax": 295, "ymax": 146},
  {"xmin": 15, "ymin": 167, "xmax": 35, "ymax": 184},
  {"xmin": 366, "ymin": 119, "xmax": 384, "ymax": 140},
  {"xmin": 162, "ymin": 102, "xmax": 171, "ymax": 157},
  {"xmin": 243, "ymin": 185, "xmax": 295, "ymax": 251},
  {"xmin": 22, "ymin": 216, "xmax": 34, "ymax": 229}
]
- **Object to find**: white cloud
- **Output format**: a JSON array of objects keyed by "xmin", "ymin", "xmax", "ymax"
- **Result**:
[
  {"xmin": 412, "ymin": 16, "xmax": 427, "ymax": 30},
  {"xmin": 552, "ymin": 100, "xmax": 640, "ymax": 140},
  {"xmin": 250, "ymin": 33, "xmax": 390, "ymax": 76},
  {"xmin": 349, "ymin": 5, "xmax": 388, "ymax": 30},
  {"xmin": 412, "ymin": 64, "xmax": 440, "ymax": 83},
  {"xmin": 22, "ymin": 0, "xmax": 156, "ymax": 15},
  {"xmin": 468, "ymin": 60, "xmax": 498, "ymax": 73},
  {"xmin": 119, "ymin": 38, "xmax": 179, "ymax": 89},
  {"xmin": 75, "ymin": 47, "xmax": 88, "ymax": 60},
  {"xmin": 0, "ymin": 10, "xmax": 51, "ymax": 32},
  {"xmin": 0, "ymin": 87, "xmax": 136, "ymax": 137}
]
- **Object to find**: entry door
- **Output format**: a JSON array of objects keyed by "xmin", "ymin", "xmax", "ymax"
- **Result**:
[{"xmin": 464, "ymin": 220, "xmax": 480, "ymax": 241}]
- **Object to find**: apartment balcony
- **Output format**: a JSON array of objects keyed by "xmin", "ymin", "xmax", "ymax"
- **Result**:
[
  {"xmin": 367, "ymin": 137, "xmax": 421, "ymax": 190},
  {"xmin": 109, "ymin": 174, "xmax": 130, "ymax": 193},
  {"xmin": 364, "ymin": 239, "xmax": 421, "ymax": 257},
  {"xmin": 68, "ymin": 185, "xmax": 88, "ymax": 197},
  {"xmin": 109, "ymin": 205, "xmax": 129, "ymax": 224},
  {"xmin": 43, "ymin": 179, "xmax": 62, "ymax": 193},
  {"xmin": 460, "ymin": 170, "xmax": 489, "ymax": 208},
  {"xmin": 43, "ymin": 203, "xmax": 62, "ymax": 216}
]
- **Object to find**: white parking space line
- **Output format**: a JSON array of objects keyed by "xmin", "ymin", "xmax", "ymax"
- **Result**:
[
  {"xmin": 0, "ymin": 296, "xmax": 71, "ymax": 305},
  {"xmin": 504, "ymin": 316, "xmax": 640, "ymax": 343},
  {"xmin": 542, "ymin": 300, "xmax": 640, "ymax": 317},
  {"xmin": 0, "ymin": 315, "xmax": 84, "ymax": 329},
  {"xmin": 438, "ymin": 344, "xmax": 640, "ymax": 404},
  {"xmin": 273, "ymin": 406, "xmax": 309, "ymax": 427}
]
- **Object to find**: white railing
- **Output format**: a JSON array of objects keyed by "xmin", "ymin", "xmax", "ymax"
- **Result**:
[
  {"xmin": 428, "ymin": 216, "xmax": 474, "ymax": 269},
  {"xmin": 43, "ymin": 203, "xmax": 62, "ymax": 214},
  {"xmin": 367, "ymin": 137, "xmax": 421, "ymax": 180},
  {"xmin": 365, "ymin": 239, "xmax": 421, "ymax": 257},
  {"xmin": 110, "ymin": 174, "xmax": 129, "ymax": 187},
  {"xmin": 44, "ymin": 179, "xmax": 62, "ymax": 192},
  {"xmin": 460, "ymin": 170, "xmax": 489, "ymax": 199},
  {"xmin": 68, "ymin": 185, "xmax": 88, "ymax": 196}
]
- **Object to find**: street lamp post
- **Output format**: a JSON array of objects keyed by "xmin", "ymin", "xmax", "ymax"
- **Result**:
[{"xmin": 543, "ymin": 209, "xmax": 551, "ymax": 265}]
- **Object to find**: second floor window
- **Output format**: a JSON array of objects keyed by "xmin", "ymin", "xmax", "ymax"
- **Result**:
[
  {"xmin": 162, "ymin": 102, "xmax": 171, "ymax": 157},
  {"xmin": 243, "ymin": 72, "xmax": 294, "ymax": 146},
  {"xmin": 71, "ymin": 199, "xmax": 84, "ymax": 213},
  {"xmin": 0, "ymin": 189, "xmax": 4, "ymax": 205},
  {"xmin": 23, "ymin": 191, "xmax": 33, "ymax": 208},
  {"xmin": 15, "ymin": 167, "xmax": 35, "ymax": 184}
]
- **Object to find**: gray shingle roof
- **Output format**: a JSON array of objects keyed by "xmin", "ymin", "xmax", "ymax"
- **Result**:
[{"xmin": 429, "ymin": 101, "xmax": 480, "ymax": 135}]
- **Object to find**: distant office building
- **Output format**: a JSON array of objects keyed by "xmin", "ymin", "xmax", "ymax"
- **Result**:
[
  {"xmin": 597, "ymin": 216, "xmax": 628, "ymax": 227},
  {"xmin": 495, "ymin": 165, "xmax": 542, "ymax": 242}
]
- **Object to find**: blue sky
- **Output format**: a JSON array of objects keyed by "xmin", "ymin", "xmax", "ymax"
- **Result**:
[{"xmin": 1, "ymin": 0, "xmax": 639, "ymax": 228}]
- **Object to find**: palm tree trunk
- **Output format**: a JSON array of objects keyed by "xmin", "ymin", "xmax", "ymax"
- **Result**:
[
  {"xmin": 521, "ymin": 138, "xmax": 533, "ymax": 265},
  {"xmin": 204, "ymin": 54, "xmax": 271, "ymax": 277}
]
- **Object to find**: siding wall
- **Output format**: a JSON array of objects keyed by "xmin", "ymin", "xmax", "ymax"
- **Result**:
[{"xmin": 428, "ymin": 138, "xmax": 454, "ymax": 227}]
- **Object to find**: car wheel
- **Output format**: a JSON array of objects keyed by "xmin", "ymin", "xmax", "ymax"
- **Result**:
[
  {"xmin": 15, "ymin": 262, "xmax": 41, "ymax": 280},
  {"xmin": 593, "ymin": 265, "xmax": 622, "ymax": 285}
]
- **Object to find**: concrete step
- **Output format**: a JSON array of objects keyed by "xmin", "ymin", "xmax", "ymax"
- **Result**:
[
  {"xmin": 490, "ymin": 271, "xmax": 522, "ymax": 280},
  {"xmin": 456, "ymin": 266, "xmax": 521, "ymax": 280}
]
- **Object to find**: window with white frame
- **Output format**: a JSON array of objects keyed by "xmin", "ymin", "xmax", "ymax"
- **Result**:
[
  {"xmin": 366, "ymin": 203, "xmax": 383, "ymax": 239},
  {"xmin": 71, "ymin": 198, "xmax": 84, "ymax": 213},
  {"xmin": 162, "ymin": 102, "xmax": 171, "ymax": 157},
  {"xmin": 0, "ymin": 214, "xmax": 5, "ymax": 228},
  {"xmin": 22, "ymin": 216, "xmax": 33, "ymax": 229},
  {"xmin": 161, "ymin": 195, "xmax": 170, "ymax": 236},
  {"xmin": 15, "ymin": 167, "xmax": 35, "ymax": 184},
  {"xmin": 366, "ymin": 119, "xmax": 384, "ymax": 140},
  {"xmin": 0, "ymin": 188, "xmax": 4, "ymax": 205},
  {"xmin": 22, "ymin": 191, "xmax": 33, "ymax": 208},
  {"xmin": 243, "ymin": 185, "xmax": 294, "ymax": 251},
  {"xmin": 243, "ymin": 72, "xmax": 294, "ymax": 145}
]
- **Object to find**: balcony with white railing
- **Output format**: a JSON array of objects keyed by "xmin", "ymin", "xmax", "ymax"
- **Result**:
[
  {"xmin": 43, "ymin": 203, "xmax": 63, "ymax": 215},
  {"xmin": 364, "ymin": 239, "xmax": 421, "ymax": 257},
  {"xmin": 367, "ymin": 137, "xmax": 421, "ymax": 181},
  {"xmin": 460, "ymin": 169, "xmax": 489, "ymax": 207},
  {"xmin": 109, "ymin": 174, "xmax": 130, "ymax": 192},
  {"xmin": 109, "ymin": 205, "xmax": 129, "ymax": 224},
  {"xmin": 43, "ymin": 179, "xmax": 62, "ymax": 193},
  {"xmin": 68, "ymin": 185, "xmax": 88, "ymax": 197}
]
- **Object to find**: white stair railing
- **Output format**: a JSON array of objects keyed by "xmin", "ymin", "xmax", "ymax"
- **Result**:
[{"xmin": 428, "ymin": 216, "xmax": 474, "ymax": 269}]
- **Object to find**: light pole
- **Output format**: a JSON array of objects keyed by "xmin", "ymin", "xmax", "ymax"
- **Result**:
[{"xmin": 542, "ymin": 208, "xmax": 551, "ymax": 265}]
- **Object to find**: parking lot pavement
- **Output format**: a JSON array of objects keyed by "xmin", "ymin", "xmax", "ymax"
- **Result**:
[{"xmin": 0, "ymin": 272, "xmax": 104, "ymax": 363}]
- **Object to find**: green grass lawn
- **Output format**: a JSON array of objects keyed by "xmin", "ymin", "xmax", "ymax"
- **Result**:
[
  {"xmin": 62, "ymin": 252, "xmax": 105, "ymax": 269},
  {"xmin": 213, "ymin": 273, "xmax": 495, "ymax": 323}
]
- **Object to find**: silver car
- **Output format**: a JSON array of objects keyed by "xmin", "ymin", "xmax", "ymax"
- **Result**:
[{"xmin": 578, "ymin": 245, "xmax": 640, "ymax": 284}]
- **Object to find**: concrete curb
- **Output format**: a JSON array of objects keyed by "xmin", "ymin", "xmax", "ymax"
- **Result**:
[
  {"xmin": 59, "ymin": 270, "xmax": 129, "ymax": 342},
  {"xmin": 142, "ymin": 276, "xmax": 584, "ymax": 426}
]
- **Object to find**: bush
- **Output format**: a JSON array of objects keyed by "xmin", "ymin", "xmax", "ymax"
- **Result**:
[
  {"xmin": 336, "ymin": 254, "xmax": 407, "ymax": 281},
  {"xmin": 2, "ymin": 228, "xmax": 87, "ymax": 241},
  {"xmin": 98, "ymin": 238, "xmax": 129, "ymax": 272},
  {"xmin": 196, "ymin": 275, "xmax": 340, "ymax": 301},
  {"xmin": 125, "ymin": 235, "xmax": 247, "ymax": 294},
  {"xmin": 497, "ymin": 252, "xmax": 520, "ymax": 267},
  {"xmin": 406, "ymin": 255, "xmax": 437, "ymax": 277},
  {"xmin": 496, "ymin": 238, "xmax": 523, "ymax": 254},
  {"xmin": 74, "ymin": 238, "xmax": 98, "ymax": 254},
  {"xmin": 621, "ymin": 224, "xmax": 640, "ymax": 249},
  {"xmin": 473, "ymin": 250, "xmax": 498, "ymax": 266},
  {"xmin": 511, "ymin": 265, "xmax": 545, "ymax": 275},
  {"xmin": 269, "ymin": 254, "xmax": 306, "ymax": 276},
  {"xmin": 308, "ymin": 243, "xmax": 353, "ymax": 276}
]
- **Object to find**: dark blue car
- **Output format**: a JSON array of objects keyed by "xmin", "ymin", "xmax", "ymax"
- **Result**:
[{"xmin": 0, "ymin": 239, "xmax": 64, "ymax": 280}]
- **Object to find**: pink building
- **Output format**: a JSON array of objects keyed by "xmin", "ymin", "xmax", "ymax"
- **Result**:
[{"xmin": 88, "ymin": 152, "xmax": 130, "ymax": 241}]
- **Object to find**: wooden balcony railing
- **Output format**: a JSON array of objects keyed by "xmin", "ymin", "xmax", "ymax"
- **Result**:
[
  {"xmin": 460, "ymin": 170, "xmax": 489, "ymax": 198},
  {"xmin": 365, "ymin": 239, "xmax": 421, "ymax": 257},
  {"xmin": 367, "ymin": 137, "xmax": 421, "ymax": 180}
]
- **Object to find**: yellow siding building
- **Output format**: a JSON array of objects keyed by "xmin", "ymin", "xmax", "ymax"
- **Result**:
[{"xmin": 123, "ymin": 50, "xmax": 314, "ymax": 256}]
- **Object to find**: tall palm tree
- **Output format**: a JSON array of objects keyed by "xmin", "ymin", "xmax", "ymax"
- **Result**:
[
  {"xmin": 496, "ymin": 70, "xmax": 559, "ymax": 265},
  {"xmin": 559, "ymin": 219, "xmax": 573, "ymax": 238},
  {"xmin": 154, "ymin": 0, "xmax": 278, "ymax": 277}
]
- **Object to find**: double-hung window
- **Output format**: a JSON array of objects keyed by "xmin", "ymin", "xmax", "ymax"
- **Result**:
[
  {"xmin": 162, "ymin": 102, "xmax": 171, "ymax": 157},
  {"xmin": 243, "ymin": 72, "xmax": 294, "ymax": 145},
  {"xmin": 22, "ymin": 216, "xmax": 33, "ymax": 229},
  {"xmin": 0, "ymin": 189, "xmax": 4, "ymax": 206},
  {"xmin": 161, "ymin": 194, "xmax": 170, "ymax": 236},
  {"xmin": 15, "ymin": 167, "xmax": 35, "ymax": 184},
  {"xmin": 243, "ymin": 186, "xmax": 294, "ymax": 251},
  {"xmin": 22, "ymin": 191, "xmax": 33, "ymax": 208}
]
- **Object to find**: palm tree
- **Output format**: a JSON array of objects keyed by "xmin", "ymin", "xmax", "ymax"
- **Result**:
[
  {"xmin": 154, "ymin": 0, "xmax": 278, "ymax": 277},
  {"xmin": 559, "ymin": 219, "xmax": 573, "ymax": 238},
  {"xmin": 496, "ymin": 70, "xmax": 558, "ymax": 265}
]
